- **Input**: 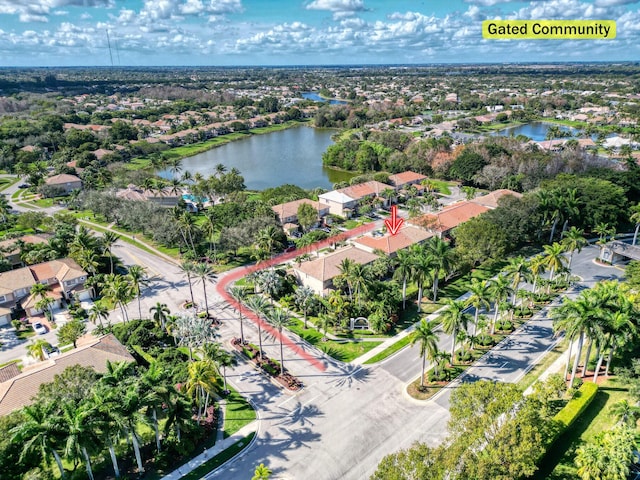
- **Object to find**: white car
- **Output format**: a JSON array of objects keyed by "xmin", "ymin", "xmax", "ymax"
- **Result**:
[{"xmin": 32, "ymin": 322, "xmax": 47, "ymax": 335}]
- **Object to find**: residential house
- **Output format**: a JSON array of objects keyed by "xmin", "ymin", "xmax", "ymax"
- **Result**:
[
  {"xmin": 0, "ymin": 258, "xmax": 89, "ymax": 324},
  {"xmin": 292, "ymin": 246, "xmax": 378, "ymax": 296},
  {"xmin": 0, "ymin": 334, "xmax": 134, "ymax": 416},
  {"xmin": 116, "ymin": 185, "xmax": 180, "ymax": 207},
  {"xmin": 0, "ymin": 234, "xmax": 51, "ymax": 269},
  {"xmin": 352, "ymin": 226, "xmax": 433, "ymax": 256},
  {"xmin": 272, "ymin": 199, "xmax": 330, "ymax": 228},
  {"xmin": 469, "ymin": 189, "xmax": 522, "ymax": 209},
  {"xmin": 411, "ymin": 201, "xmax": 490, "ymax": 237},
  {"xmin": 318, "ymin": 181, "xmax": 391, "ymax": 217},
  {"xmin": 388, "ymin": 171, "xmax": 427, "ymax": 189},
  {"xmin": 44, "ymin": 174, "xmax": 82, "ymax": 195}
]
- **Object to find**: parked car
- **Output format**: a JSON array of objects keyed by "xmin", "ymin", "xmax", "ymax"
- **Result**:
[
  {"xmin": 32, "ymin": 322, "xmax": 47, "ymax": 335},
  {"xmin": 43, "ymin": 345, "xmax": 60, "ymax": 358},
  {"xmin": 18, "ymin": 183, "xmax": 30, "ymax": 189}
]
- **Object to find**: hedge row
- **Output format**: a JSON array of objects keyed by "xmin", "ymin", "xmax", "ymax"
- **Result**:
[{"xmin": 554, "ymin": 382, "xmax": 599, "ymax": 428}]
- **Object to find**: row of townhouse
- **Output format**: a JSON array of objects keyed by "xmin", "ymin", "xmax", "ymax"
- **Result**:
[{"xmin": 0, "ymin": 258, "xmax": 90, "ymax": 325}]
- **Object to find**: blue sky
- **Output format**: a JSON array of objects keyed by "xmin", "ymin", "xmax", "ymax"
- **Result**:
[{"xmin": 0, "ymin": 0, "xmax": 638, "ymax": 66}]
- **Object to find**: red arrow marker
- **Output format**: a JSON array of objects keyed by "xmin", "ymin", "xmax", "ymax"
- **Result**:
[{"xmin": 384, "ymin": 205, "xmax": 404, "ymax": 236}]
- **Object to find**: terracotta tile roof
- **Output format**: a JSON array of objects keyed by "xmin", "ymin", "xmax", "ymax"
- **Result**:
[
  {"xmin": 413, "ymin": 201, "xmax": 490, "ymax": 233},
  {"xmin": 0, "ymin": 234, "xmax": 50, "ymax": 257},
  {"xmin": 0, "ymin": 334, "xmax": 134, "ymax": 416},
  {"xmin": 388, "ymin": 171, "xmax": 427, "ymax": 187},
  {"xmin": 271, "ymin": 199, "xmax": 328, "ymax": 222},
  {"xmin": 470, "ymin": 189, "xmax": 522, "ymax": 209},
  {"xmin": 293, "ymin": 246, "xmax": 378, "ymax": 282},
  {"xmin": 45, "ymin": 174, "xmax": 82, "ymax": 186},
  {"xmin": 352, "ymin": 226, "xmax": 433, "ymax": 255},
  {"xmin": 0, "ymin": 363, "xmax": 20, "ymax": 383},
  {"xmin": 337, "ymin": 181, "xmax": 391, "ymax": 201},
  {"xmin": 0, "ymin": 268, "xmax": 35, "ymax": 295}
]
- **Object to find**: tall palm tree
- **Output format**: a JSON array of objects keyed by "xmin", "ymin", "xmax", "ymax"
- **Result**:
[
  {"xmin": 410, "ymin": 248, "xmax": 434, "ymax": 313},
  {"xmin": 488, "ymin": 275, "xmax": 513, "ymax": 335},
  {"xmin": 440, "ymin": 299, "xmax": 471, "ymax": 364},
  {"xmin": 88, "ymin": 302, "xmax": 110, "ymax": 329},
  {"xmin": 337, "ymin": 258, "xmax": 355, "ymax": 301},
  {"xmin": 178, "ymin": 260, "xmax": 196, "ymax": 306},
  {"xmin": 202, "ymin": 344, "xmax": 237, "ymax": 393},
  {"xmin": 193, "ymin": 262, "xmax": 217, "ymax": 317},
  {"xmin": 267, "ymin": 308, "xmax": 292, "ymax": 376},
  {"xmin": 245, "ymin": 294, "xmax": 270, "ymax": 359},
  {"xmin": 128, "ymin": 265, "xmax": 148, "ymax": 320},
  {"xmin": 255, "ymin": 225, "xmax": 284, "ymax": 259},
  {"xmin": 609, "ymin": 400, "xmax": 640, "ymax": 427},
  {"xmin": 529, "ymin": 254, "xmax": 546, "ymax": 294},
  {"xmin": 150, "ymin": 302, "xmax": 170, "ymax": 330},
  {"xmin": 11, "ymin": 403, "xmax": 66, "ymax": 479},
  {"xmin": 348, "ymin": 263, "xmax": 371, "ymax": 306},
  {"xmin": 561, "ymin": 227, "xmax": 588, "ymax": 270},
  {"xmin": 59, "ymin": 401, "xmax": 100, "ymax": 480},
  {"xmin": 294, "ymin": 286, "xmax": 315, "ymax": 329},
  {"xmin": 141, "ymin": 363, "xmax": 168, "ymax": 453},
  {"xmin": 202, "ymin": 208, "xmax": 218, "ymax": 260},
  {"xmin": 101, "ymin": 231, "xmax": 119, "ymax": 274},
  {"xmin": 394, "ymin": 248, "xmax": 413, "ymax": 310},
  {"xmin": 185, "ymin": 360, "xmax": 218, "ymax": 421},
  {"xmin": 427, "ymin": 237, "xmax": 453, "ymax": 302},
  {"xmin": 410, "ymin": 319, "xmax": 439, "ymax": 388},
  {"xmin": 163, "ymin": 388, "xmax": 192, "ymax": 443},
  {"xmin": 542, "ymin": 242, "xmax": 567, "ymax": 282},
  {"xmin": 101, "ymin": 274, "xmax": 133, "ymax": 323},
  {"xmin": 229, "ymin": 286, "xmax": 248, "ymax": 343},
  {"xmin": 502, "ymin": 256, "xmax": 531, "ymax": 303},
  {"xmin": 466, "ymin": 278, "xmax": 491, "ymax": 336}
]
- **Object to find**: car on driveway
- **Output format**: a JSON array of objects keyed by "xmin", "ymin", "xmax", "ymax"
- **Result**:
[{"xmin": 32, "ymin": 322, "xmax": 47, "ymax": 335}]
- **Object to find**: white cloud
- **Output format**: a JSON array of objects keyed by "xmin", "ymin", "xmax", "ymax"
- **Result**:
[
  {"xmin": 594, "ymin": 0, "xmax": 639, "ymax": 6},
  {"xmin": 19, "ymin": 13, "xmax": 49, "ymax": 22},
  {"xmin": 306, "ymin": 0, "xmax": 366, "ymax": 12}
]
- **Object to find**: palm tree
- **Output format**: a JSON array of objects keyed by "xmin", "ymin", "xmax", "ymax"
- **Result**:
[
  {"xmin": 193, "ymin": 262, "xmax": 217, "ymax": 317},
  {"xmin": 255, "ymin": 225, "xmax": 284, "ymax": 259},
  {"xmin": 245, "ymin": 294, "xmax": 270, "ymax": 359},
  {"xmin": 229, "ymin": 286, "xmax": 247, "ymax": 344},
  {"xmin": 410, "ymin": 247, "xmax": 434, "ymax": 313},
  {"xmin": 394, "ymin": 248, "xmax": 413, "ymax": 310},
  {"xmin": 11, "ymin": 403, "xmax": 66, "ymax": 479},
  {"xmin": 91, "ymin": 387, "xmax": 124, "ymax": 479},
  {"xmin": 178, "ymin": 260, "xmax": 197, "ymax": 306},
  {"xmin": 294, "ymin": 286, "xmax": 314, "ymax": 329},
  {"xmin": 630, "ymin": 204, "xmax": 640, "ymax": 246},
  {"xmin": 101, "ymin": 231, "xmax": 119, "ymax": 274},
  {"xmin": 502, "ymin": 256, "xmax": 531, "ymax": 303},
  {"xmin": 440, "ymin": 299, "xmax": 471, "ymax": 364},
  {"xmin": 88, "ymin": 302, "xmax": 110, "ymax": 329},
  {"xmin": 202, "ymin": 344, "xmax": 237, "ymax": 393},
  {"xmin": 488, "ymin": 275, "xmax": 513, "ymax": 335},
  {"xmin": 255, "ymin": 269, "xmax": 282, "ymax": 304},
  {"xmin": 562, "ymin": 227, "xmax": 588, "ymax": 270},
  {"xmin": 168, "ymin": 157, "xmax": 183, "ymax": 178},
  {"xmin": 542, "ymin": 242, "xmax": 567, "ymax": 282},
  {"xmin": 185, "ymin": 360, "xmax": 218, "ymax": 421},
  {"xmin": 163, "ymin": 388, "xmax": 192, "ymax": 443},
  {"xmin": 128, "ymin": 265, "xmax": 148, "ymax": 320},
  {"xmin": 411, "ymin": 319, "xmax": 439, "ymax": 388},
  {"xmin": 594, "ymin": 222, "xmax": 611, "ymax": 245},
  {"xmin": 202, "ymin": 208, "xmax": 217, "ymax": 260},
  {"xmin": 101, "ymin": 274, "xmax": 133, "ymax": 323},
  {"xmin": 141, "ymin": 363, "xmax": 168, "ymax": 453},
  {"xmin": 150, "ymin": 302, "xmax": 170, "ymax": 330},
  {"xmin": 26, "ymin": 338, "xmax": 51, "ymax": 361},
  {"xmin": 59, "ymin": 401, "xmax": 99, "ymax": 480},
  {"xmin": 337, "ymin": 258, "xmax": 355, "ymax": 300},
  {"xmin": 427, "ymin": 237, "xmax": 453, "ymax": 302},
  {"xmin": 609, "ymin": 400, "xmax": 640, "ymax": 427},
  {"xmin": 575, "ymin": 443, "xmax": 606, "ymax": 480},
  {"xmin": 529, "ymin": 254, "xmax": 546, "ymax": 294},
  {"xmin": 466, "ymin": 278, "xmax": 491, "ymax": 336},
  {"xmin": 266, "ymin": 308, "xmax": 292, "ymax": 376},
  {"xmin": 348, "ymin": 263, "xmax": 371, "ymax": 306}
]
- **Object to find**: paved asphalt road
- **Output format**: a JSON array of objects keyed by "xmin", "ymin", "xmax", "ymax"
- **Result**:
[{"xmin": 0, "ymin": 222, "xmax": 625, "ymax": 480}]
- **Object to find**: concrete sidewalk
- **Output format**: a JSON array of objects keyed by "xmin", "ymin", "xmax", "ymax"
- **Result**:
[
  {"xmin": 352, "ymin": 292, "xmax": 472, "ymax": 365},
  {"xmin": 161, "ymin": 421, "xmax": 259, "ymax": 480}
]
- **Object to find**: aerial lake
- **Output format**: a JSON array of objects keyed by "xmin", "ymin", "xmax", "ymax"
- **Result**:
[
  {"xmin": 165, "ymin": 126, "xmax": 355, "ymax": 190},
  {"xmin": 301, "ymin": 92, "xmax": 348, "ymax": 105},
  {"xmin": 493, "ymin": 121, "xmax": 580, "ymax": 141}
]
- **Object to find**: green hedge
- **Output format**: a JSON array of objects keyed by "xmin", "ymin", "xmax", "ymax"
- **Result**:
[{"xmin": 554, "ymin": 382, "xmax": 599, "ymax": 429}]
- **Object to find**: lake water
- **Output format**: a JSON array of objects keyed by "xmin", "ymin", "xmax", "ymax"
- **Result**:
[
  {"xmin": 163, "ymin": 126, "xmax": 355, "ymax": 190},
  {"xmin": 301, "ymin": 92, "xmax": 348, "ymax": 105},
  {"xmin": 493, "ymin": 121, "xmax": 580, "ymax": 141}
]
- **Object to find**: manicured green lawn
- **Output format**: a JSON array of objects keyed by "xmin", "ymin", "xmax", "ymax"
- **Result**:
[
  {"xmin": 536, "ymin": 378, "xmax": 633, "ymax": 480},
  {"xmin": 364, "ymin": 332, "xmax": 417, "ymax": 364},
  {"xmin": 517, "ymin": 339, "xmax": 567, "ymax": 391},
  {"xmin": 287, "ymin": 318, "xmax": 381, "ymax": 362},
  {"xmin": 223, "ymin": 387, "xmax": 256, "ymax": 438}
]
